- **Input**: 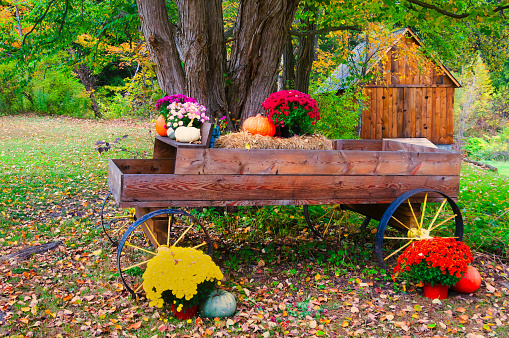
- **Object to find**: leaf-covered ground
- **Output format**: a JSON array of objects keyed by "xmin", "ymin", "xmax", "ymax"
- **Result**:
[{"xmin": 0, "ymin": 115, "xmax": 508, "ymax": 338}]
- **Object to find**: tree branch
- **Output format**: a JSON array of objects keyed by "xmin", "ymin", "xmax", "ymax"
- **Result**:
[
  {"xmin": 290, "ymin": 25, "xmax": 361, "ymax": 37},
  {"xmin": 22, "ymin": 0, "xmax": 56, "ymax": 45},
  {"xmin": 406, "ymin": 0, "xmax": 509, "ymax": 19}
]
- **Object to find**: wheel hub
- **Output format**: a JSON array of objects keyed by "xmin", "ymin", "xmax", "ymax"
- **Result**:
[{"xmin": 407, "ymin": 227, "xmax": 432, "ymax": 240}]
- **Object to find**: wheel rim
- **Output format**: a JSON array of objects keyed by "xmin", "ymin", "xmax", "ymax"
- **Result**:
[
  {"xmin": 100, "ymin": 191, "xmax": 136, "ymax": 245},
  {"xmin": 375, "ymin": 189, "xmax": 464, "ymax": 270},
  {"xmin": 116, "ymin": 209, "xmax": 213, "ymax": 296},
  {"xmin": 303, "ymin": 204, "xmax": 345, "ymax": 239}
]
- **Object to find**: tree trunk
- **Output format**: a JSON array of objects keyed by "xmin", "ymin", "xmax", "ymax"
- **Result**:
[
  {"xmin": 137, "ymin": 0, "xmax": 185, "ymax": 95},
  {"xmin": 282, "ymin": 35, "xmax": 296, "ymax": 90},
  {"xmin": 175, "ymin": 0, "xmax": 228, "ymax": 120},
  {"xmin": 294, "ymin": 5, "xmax": 316, "ymax": 94},
  {"xmin": 227, "ymin": 0, "xmax": 300, "ymax": 123}
]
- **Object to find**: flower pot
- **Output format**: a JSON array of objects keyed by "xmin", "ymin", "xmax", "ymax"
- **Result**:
[
  {"xmin": 423, "ymin": 283, "xmax": 448, "ymax": 300},
  {"xmin": 171, "ymin": 304, "xmax": 198, "ymax": 320}
]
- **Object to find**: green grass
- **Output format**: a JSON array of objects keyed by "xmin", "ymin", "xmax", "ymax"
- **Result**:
[{"xmin": 482, "ymin": 160, "xmax": 509, "ymax": 176}]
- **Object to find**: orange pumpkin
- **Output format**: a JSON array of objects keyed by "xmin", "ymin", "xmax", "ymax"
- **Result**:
[
  {"xmin": 155, "ymin": 115, "xmax": 168, "ymax": 136},
  {"xmin": 451, "ymin": 265, "xmax": 482, "ymax": 294},
  {"xmin": 242, "ymin": 114, "xmax": 276, "ymax": 136}
]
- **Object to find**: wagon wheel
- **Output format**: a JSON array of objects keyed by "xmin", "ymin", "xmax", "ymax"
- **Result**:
[
  {"xmin": 375, "ymin": 188, "xmax": 464, "ymax": 270},
  {"xmin": 303, "ymin": 205, "xmax": 346, "ymax": 239},
  {"xmin": 100, "ymin": 191, "xmax": 136, "ymax": 245},
  {"xmin": 116, "ymin": 209, "xmax": 213, "ymax": 296}
]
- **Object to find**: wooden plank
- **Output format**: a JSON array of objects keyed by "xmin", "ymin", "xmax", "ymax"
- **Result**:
[
  {"xmin": 376, "ymin": 88, "xmax": 384, "ymax": 139},
  {"xmin": 388, "ymin": 88, "xmax": 395, "ymax": 138},
  {"xmin": 370, "ymin": 89, "xmax": 376, "ymax": 139},
  {"xmin": 153, "ymin": 138, "xmax": 177, "ymax": 160},
  {"xmin": 366, "ymin": 84, "xmax": 458, "ymax": 88},
  {"xmin": 384, "ymin": 138, "xmax": 437, "ymax": 149},
  {"xmin": 423, "ymin": 88, "xmax": 432, "ymax": 140},
  {"xmin": 438, "ymin": 88, "xmax": 447, "ymax": 144},
  {"xmin": 446, "ymin": 88, "xmax": 454, "ymax": 145},
  {"xmin": 337, "ymin": 140, "xmax": 382, "ymax": 151},
  {"xmin": 404, "ymin": 88, "xmax": 415, "ymax": 137},
  {"xmin": 383, "ymin": 139, "xmax": 451, "ymax": 153},
  {"xmin": 397, "ymin": 87, "xmax": 405, "ymax": 137},
  {"xmin": 120, "ymin": 174, "xmax": 460, "ymax": 204},
  {"xmin": 382, "ymin": 88, "xmax": 390, "ymax": 138},
  {"xmin": 108, "ymin": 159, "xmax": 124, "ymax": 205},
  {"xmin": 112, "ymin": 159, "xmax": 175, "ymax": 174},
  {"xmin": 415, "ymin": 87, "xmax": 422, "ymax": 138},
  {"xmin": 118, "ymin": 196, "xmax": 453, "ymax": 208},
  {"xmin": 174, "ymin": 148, "xmax": 460, "ymax": 176},
  {"xmin": 432, "ymin": 87, "xmax": 439, "ymax": 144}
]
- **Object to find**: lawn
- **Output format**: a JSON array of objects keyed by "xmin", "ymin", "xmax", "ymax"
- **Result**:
[
  {"xmin": 0, "ymin": 115, "xmax": 508, "ymax": 337},
  {"xmin": 482, "ymin": 160, "xmax": 509, "ymax": 176}
]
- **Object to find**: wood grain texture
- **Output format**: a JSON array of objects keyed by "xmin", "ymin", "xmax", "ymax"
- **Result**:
[
  {"xmin": 337, "ymin": 140, "xmax": 382, "ymax": 151},
  {"xmin": 118, "ymin": 174, "xmax": 460, "ymax": 205},
  {"xmin": 108, "ymin": 159, "xmax": 124, "ymax": 205},
  {"xmin": 174, "ymin": 148, "xmax": 460, "ymax": 176}
]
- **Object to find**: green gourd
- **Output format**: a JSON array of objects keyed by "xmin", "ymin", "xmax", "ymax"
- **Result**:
[{"xmin": 199, "ymin": 289, "xmax": 236, "ymax": 318}]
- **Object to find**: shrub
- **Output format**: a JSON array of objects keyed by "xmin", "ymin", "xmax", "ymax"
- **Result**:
[{"xmin": 313, "ymin": 89, "xmax": 362, "ymax": 139}]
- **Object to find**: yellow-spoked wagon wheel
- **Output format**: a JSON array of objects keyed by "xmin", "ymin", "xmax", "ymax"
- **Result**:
[
  {"xmin": 100, "ymin": 191, "xmax": 136, "ymax": 245},
  {"xmin": 116, "ymin": 209, "xmax": 213, "ymax": 296},
  {"xmin": 375, "ymin": 189, "xmax": 464, "ymax": 270}
]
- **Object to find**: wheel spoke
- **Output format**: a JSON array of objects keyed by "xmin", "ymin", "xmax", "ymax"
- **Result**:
[
  {"xmin": 142, "ymin": 221, "xmax": 160, "ymax": 247},
  {"xmin": 390, "ymin": 215, "xmax": 411, "ymax": 230},
  {"xmin": 429, "ymin": 214, "xmax": 457, "ymax": 233},
  {"xmin": 384, "ymin": 237, "xmax": 415, "ymax": 240},
  {"xmin": 384, "ymin": 240, "xmax": 414, "ymax": 261},
  {"xmin": 123, "ymin": 259, "xmax": 150, "ymax": 272},
  {"xmin": 172, "ymin": 223, "xmax": 195, "ymax": 247},
  {"xmin": 407, "ymin": 200, "xmax": 420, "ymax": 230},
  {"xmin": 111, "ymin": 222, "xmax": 128, "ymax": 235},
  {"xmin": 167, "ymin": 214, "xmax": 174, "ymax": 247},
  {"xmin": 419, "ymin": 192, "xmax": 428, "ymax": 228},
  {"xmin": 124, "ymin": 242, "xmax": 157, "ymax": 256},
  {"xmin": 192, "ymin": 241, "xmax": 207, "ymax": 250},
  {"xmin": 428, "ymin": 198, "xmax": 448, "ymax": 231},
  {"xmin": 134, "ymin": 283, "xmax": 144, "ymax": 294}
]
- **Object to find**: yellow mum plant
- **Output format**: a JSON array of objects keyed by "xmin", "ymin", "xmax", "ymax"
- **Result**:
[{"xmin": 142, "ymin": 246, "xmax": 223, "ymax": 308}]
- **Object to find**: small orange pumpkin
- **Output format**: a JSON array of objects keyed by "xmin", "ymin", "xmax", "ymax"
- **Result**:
[
  {"xmin": 155, "ymin": 115, "xmax": 168, "ymax": 136},
  {"xmin": 451, "ymin": 265, "xmax": 482, "ymax": 294},
  {"xmin": 242, "ymin": 114, "xmax": 276, "ymax": 136}
]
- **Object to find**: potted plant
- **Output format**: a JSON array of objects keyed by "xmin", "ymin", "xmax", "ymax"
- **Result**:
[
  {"xmin": 392, "ymin": 237, "xmax": 473, "ymax": 299},
  {"xmin": 142, "ymin": 246, "xmax": 223, "ymax": 319},
  {"xmin": 155, "ymin": 94, "xmax": 210, "ymax": 142},
  {"xmin": 262, "ymin": 90, "xmax": 320, "ymax": 137}
]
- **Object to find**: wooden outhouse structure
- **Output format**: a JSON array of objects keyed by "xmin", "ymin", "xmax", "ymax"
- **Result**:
[{"xmin": 317, "ymin": 28, "xmax": 460, "ymax": 145}]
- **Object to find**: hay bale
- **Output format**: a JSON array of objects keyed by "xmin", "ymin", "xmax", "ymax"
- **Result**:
[{"xmin": 214, "ymin": 132, "xmax": 333, "ymax": 150}]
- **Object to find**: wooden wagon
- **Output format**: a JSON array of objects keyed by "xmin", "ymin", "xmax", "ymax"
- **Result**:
[{"xmin": 101, "ymin": 124, "xmax": 463, "ymax": 295}]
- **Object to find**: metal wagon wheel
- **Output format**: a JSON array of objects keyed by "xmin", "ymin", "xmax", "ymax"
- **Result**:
[
  {"xmin": 100, "ymin": 191, "xmax": 136, "ymax": 245},
  {"xmin": 375, "ymin": 188, "xmax": 464, "ymax": 270},
  {"xmin": 303, "ymin": 204, "xmax": 348, "ymax": 239},
  {"xmin": 116, "ymin": 209, "xmax": 213, "ymax": 296}
]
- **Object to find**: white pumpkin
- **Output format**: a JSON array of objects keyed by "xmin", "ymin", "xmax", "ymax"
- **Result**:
[{"xmin": 175, "ymin": 126, "xmax": 201, "ymax": 143}]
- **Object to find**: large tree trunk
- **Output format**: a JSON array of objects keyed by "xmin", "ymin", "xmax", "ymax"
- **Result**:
[
  {"xmin": 282, "ymin": 36, "xmax": 296, "ymax": 90},
  {"xmin": 227, "ymin": 0, "xmax": 300, "ymax": 123},
  {"xmin": 294, "ymin": 5, "xmax": 316, "ymax": 93},
  {"xmin": 137, "ymin": 0, "xmax": 185, "ymax": 95}
]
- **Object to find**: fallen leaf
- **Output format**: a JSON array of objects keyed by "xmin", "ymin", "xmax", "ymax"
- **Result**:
[{"xmin": 127, "ymin": 322, "xmax": 142, "ymax": 330}]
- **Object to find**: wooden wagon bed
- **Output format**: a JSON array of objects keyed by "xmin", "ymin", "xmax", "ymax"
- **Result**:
[{"xmin": 108, "ymin": 137, "xmax": 461, "ymax": 209}]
